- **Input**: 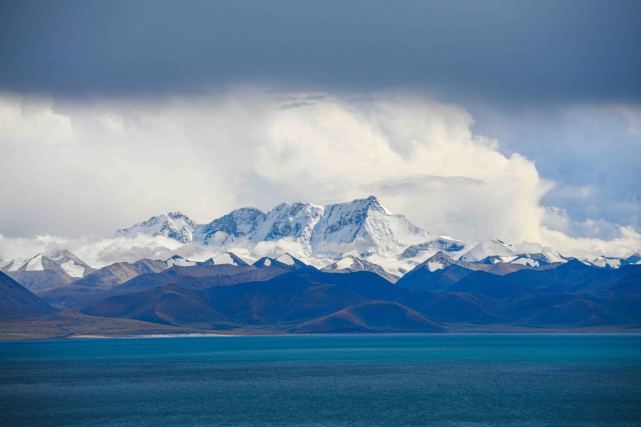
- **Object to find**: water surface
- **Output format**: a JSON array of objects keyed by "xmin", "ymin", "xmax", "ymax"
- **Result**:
[{"xmin": 1, "ymin": 334, "xmax": 640, "ymax": 426}]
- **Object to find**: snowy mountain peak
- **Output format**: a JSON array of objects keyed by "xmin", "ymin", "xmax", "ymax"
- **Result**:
[
  {"xmin": 310, "ymin": 196, "xmax": 429, "ymax": 256},
  {"xmin": 275, "ymin": 253, "xmax": 306, "ymax": 268},
  {"xmin": 105, "ymin": 198, "xmax": 638, "ymax": 278},
  {"xmin": 399, "ymin": 237, "xmax": 466, "ymax": 259},
  {"xmin": 275, "ymin": 253, "xmax": 296, "ymax": 266},
  {"xmin": 164, "ymin": 255, "xmax": 197, "ymax": 267},
  {"xmin": 321, "ymin": 254, "xmax": 398, "ymax": 282},
  {"xmin": 45, "ymin": 249, "xmax": 95, "ymax": 278},
  {"xmin": 583, "ymin": 253, "xmax": 641, "ymax": 269},
  {"xmin": 508, "ymin": 252, "xmax": 560, "ymax": 268},
  {"xmin": 254, "ymin": 202, "xmax": 324, "ymax": 243},
  {"xmin": 116, "ymin": 196, "xmax": 431, "ymax": 258},
  {"xmin": 253, "ymin": 257, "xmax": 269, "ymax": 267},
  {"xmin": 210, "ymin": 252, "xmax": 248, "ymax": 267},
  {"xmin": 116, "ymin": 212, "xmax": 197, "ymax": 243},
  {"xmin": 24, "ymin": 254, "xmax": 45, "ymax": 272},
  {"xmin": 322, "ymin": 255, "xmax": 367, "ymax": 272},
  {"xmin": 625, "ymin": 253, "xmax": 641, "ymax": 265},
  {"xmin": 1, "ymin": 250, "xmax": 94, "ymax": 278},
  {"xmin": 253, "ymin": 255, "xmax": 304, "ymax": 269},
  {"xmin": 166, "ymin": 211, "xmax": 189, "ymax": 219},
  {"xmin": 420, "ymin": 251, "xmax": 458, "ymax": 272},
  {"xmin": 460, "ymin": 239, "xmax": 516, "ymax": 262},
  {"xmin": 1, "ymin": 257, "xmax": 26, "ymax": 272},
  {"xmin": 198, "ymin": 207, "xmax": 265, "ymax": 244},
  {"xmin": 591, "ymin": 256, "xmax": 622, "ymax": 269},
  {"xmin": 359, "ymin": 195, "xmax": 388, "ymax": 212}
]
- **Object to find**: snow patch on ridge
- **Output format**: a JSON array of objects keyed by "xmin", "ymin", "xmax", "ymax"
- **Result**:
[
  {"xmin": 427, "ymin": 260, "xmax": 445, "ymax": 272},
  {"xmin": 25, "ymin": 254, "xmax": 44, "ymax": 271},
  {"xmin": 276, "ymin": 254, "xmax": 295, "ymax": 266},
  {"xmin": 117, "ymin": 212, "xmax": 197, "ymax": 243},
  {"xmin": 212, "ymin": 252, "xmax": 247, "ymax": 266},
  {"xmin": 165, "ymin": 255, "xmax": 197, "ymax": 267},
  {"xmin": 60, "ymin": 260, "xmax": 85, "ymax": 278},
  {"xmin": 335, "ymin": 257, "xmax": 355, "ymax": 270},
  {"xmin": 460, "ymin": 239, "xmax": 516, "ymax": 262}
]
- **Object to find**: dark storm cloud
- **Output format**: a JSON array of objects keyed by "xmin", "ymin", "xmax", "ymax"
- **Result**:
[{"xmin": 1, "ymin": 0, "xmax": 640, "ymax": 102}]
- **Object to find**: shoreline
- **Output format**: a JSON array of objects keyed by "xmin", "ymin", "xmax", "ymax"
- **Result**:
[{"xmin": 2, "ymin": 329, "xmax": 641, "ymax": 343}]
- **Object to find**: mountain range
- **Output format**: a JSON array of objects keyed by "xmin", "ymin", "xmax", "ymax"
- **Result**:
[
  {"xmin": 1, "ymin": 196, "xmax": 640, "ymax": 338},
  {"xmin": 111, "ymin": 196, "xmax": 639, "ymax": 276},
  {"xmin": 0, "ymin": 248, "xmax": 639, "ymax": 338},
  {"xmin": 116, "ymin": 196, "xmax": 431, "ymax": 260}
]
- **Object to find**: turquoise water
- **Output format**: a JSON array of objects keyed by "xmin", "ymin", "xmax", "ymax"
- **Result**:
[{"xmin": 1, "ymin": 334, "xmax": 641, "ymax": 426}]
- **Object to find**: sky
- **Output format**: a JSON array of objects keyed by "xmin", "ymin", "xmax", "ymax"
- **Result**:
[{"xmin": 1, "ymin": 0, "xmax": 640, "ymax": 262}]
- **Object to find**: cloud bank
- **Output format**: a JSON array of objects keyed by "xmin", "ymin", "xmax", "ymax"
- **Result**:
[
  {"xmin": 472, "ymin": 103, "xmax": 641, "ymax": 234},
  {"xmin": 0, "ymin": 89, "xmax": 639, "ymax": 264}
]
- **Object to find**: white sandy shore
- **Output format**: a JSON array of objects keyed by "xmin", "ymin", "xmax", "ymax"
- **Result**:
[{"xmin": 69, "ymin": 333, "xmax": 236, "ymax": 339}]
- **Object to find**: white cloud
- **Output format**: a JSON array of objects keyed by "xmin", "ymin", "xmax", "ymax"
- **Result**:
[
  {"xmin": 472, "ymin": 102, "xmax": 641, "ymax": 233},
  {"xmin": 540, "ymin": 226, "xmax": 641, "ymax": 259},
  {"xmin": 613, "ymin": 104, "xmax": 641, "ymax": 136},
  {"xmin": 0, "ymin": 233, "xmax": 235, "ymax": 268},
  {"xmin": 0, "ymin": 88, "xmax": 638, "ymax": 262}
]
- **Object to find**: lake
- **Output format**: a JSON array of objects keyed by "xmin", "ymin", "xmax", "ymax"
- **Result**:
[{"xmin": 1, "ymin": 334, "xmax": 641, "ymax": 426}]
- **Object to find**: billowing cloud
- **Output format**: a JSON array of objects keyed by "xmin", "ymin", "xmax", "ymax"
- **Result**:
[
  {"xmin": 0, "ymin": 89, "xmax": 639, "ymax": 263},
  {"xmin": 472, "ymin": 103, "xmax": 641, "ymax": 234}
]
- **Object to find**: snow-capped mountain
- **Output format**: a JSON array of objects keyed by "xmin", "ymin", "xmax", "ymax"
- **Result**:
[
  {"xmin": 252, "ymin": 254, "xmax": 307, "ymax": 270},
  {"xmin": 253, "ymin": 257, "xmax": 285, "ymax": 269},
  {"xmin": 590, "ymin": 256, "xmax": 621, "ymax": 269},
  {"xmin": 116, "ymin": 212, "xmax": 197, "ymax": 243},
  {"xmin": 48, "ymin": 250, "xmax": 96, "ymax": 278},
  {"xmin": 404, "ymin": 251, "xmax": 496, "ymax": 274},
  {"xmin": 108, "ymin": 197, "xmax": 640, "ymax": 278},
  {"xmin": 164, "ymin": 255, "xmax": 198, "ymax": 267},
  {"xmin": 1, "ymin": 250, "xmax": 94, "ymax": 279},
  {"xmin": 400, "ymin": 251, "xmax": 545, "ymax": 275},
  {"xmin": 469, "ymin": 248, "xmax": 563, "ymax": 268},
  {"xmin": 197, "ymin": 208, "xmax": 265, "ymax": 245},
  {"xmin": 274, "ymin": 253, "xmax": 307, "ymax": 269},
  {"xmin": 208, "ymin": 252, "xmax": 249, "ymax": 267},
  {"xmin": 195, "ymin": 203, "xmax": 324, "ymax": 249},
  {"xmin": 1, "ymin": 257, "xmax": 27, "ymax": 273},
  {"xmin": 164, "ymin": 253, "xmax": 249, "ymax": 268},
  {"xmin": 399, "ymin": 237, "xmax": 466, "ymax": 259},
  {"xmin": 459, "ymin": 239, "xmax": 516, "ymax": 262},
  {"xmin": 256, "ymin": 203, "xmax": 324, "ymax": 244},
  {"xmin": 590, "ymin": 253, "xmax": 641, "ymax": 269},
  {"xmin": 117, "ymin": 196, "xmax": 430, "ymax": 258},
  {"xmin": 310, "ymin": 196, "xmax": 429, "ymax": 255},
  {"xmin": 321, "ymin": 255, "xmax": 398, "ymax": 282},
  {"xmin": 624, "ymin": 253, "xmax": 641, "ymax": 265},
  {"xmin": 1, "ymin": 250, "xmax": 96, "ymax": 292},
  {"xmin": 508, "ymin": 252, "xmax": 563, "ymax": 268},
  {"xmin": 417, "ymin": 251, "xmax": 460, "ymax": 272}
]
